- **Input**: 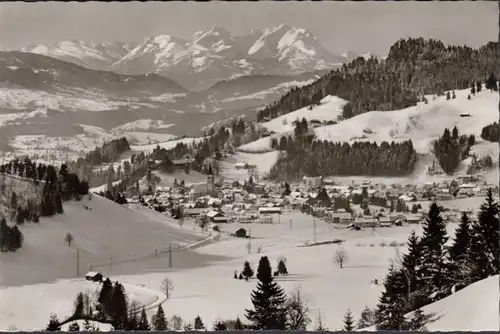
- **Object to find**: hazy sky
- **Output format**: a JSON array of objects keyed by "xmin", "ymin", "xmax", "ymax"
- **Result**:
[{"xmin": 0, "ymin": 1, "xmax": 496, "ymax": 55}]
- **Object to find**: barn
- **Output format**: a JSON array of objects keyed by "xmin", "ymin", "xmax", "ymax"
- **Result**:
[{"xmin": 85, "ymin": 271, "xmax": 103, "ymax": 282}]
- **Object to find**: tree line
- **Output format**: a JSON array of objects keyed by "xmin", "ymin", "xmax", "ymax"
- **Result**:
[
  {"xmin": 269, "ymin": 119, "xmax": 417, "ymax": 181},
  {"xmin": 257, "ymin": 38, "xmax": 497, "ymax": 123}
]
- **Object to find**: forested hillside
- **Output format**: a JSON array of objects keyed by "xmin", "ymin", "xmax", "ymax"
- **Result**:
[{"xmin": 257, "ymin": 38, "xmax": 498, "ymax": 122}]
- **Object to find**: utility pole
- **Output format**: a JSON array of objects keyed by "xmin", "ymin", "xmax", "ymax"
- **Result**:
[
  {"xmin": 313, "ymin": 218, "xmax": 317, "ymax": 243},
  {"xmin": 168, "ymin": 244, "xmax": 172, "ymax": 268},
  {"xmin": 76, "ymin": 249, "xmax": 80, "ymax": 276},
  {"xmin": 289, "ymin": 219, "xmax": 292, "ymax": 230}
]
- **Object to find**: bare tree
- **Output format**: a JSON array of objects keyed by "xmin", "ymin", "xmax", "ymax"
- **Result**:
[
  {"xmin": 314, "ymin": 309, "xmax": 327, "ymax": 331},
  {"xmin": 170, "ymin": 315, "xmax": 183, "ymax": 330},
  {"xmin": 285, "ymin": 287, "xmax": 311, "ymax": 330},
  {"xmin": 64, "ymin": 232, "xmax": 74, "ymax": 246},
  {"xmin": 333, "ymin": 247, "xmax": 349, "ymax": 269},
  {"xmin": 161, "ymin": 277, "xmax": 174, "ymax": 299}
]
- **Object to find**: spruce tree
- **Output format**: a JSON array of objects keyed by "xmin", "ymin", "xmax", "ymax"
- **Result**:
[
  {"xmin": 138, "ymin": 307, "xmax": 150, "ymax": 330},
  {"xmin": 472, "ymin": 188, "xmax": 500, "ymax": 276},
  {"xmin": 357, "ymin": 306, "xmax": 375, "ymax": 329},
  {"xmin": 419, "ymin": 202, "xmax": 449, "ymax": 290},
  {"xmin": 343, "ymin": 309, "xmax": 355, "ymax": 331},
  {"xmin": 153, "ymin": 304, "xmax": 168, "ymax": 330},
  {"xmin": 72, "ymin": 292, "xmax": 85, "ymax": 319},
  {"xmin": 277, "ymin": 259, "xmax": 288, "ymax": 275},
  {"xmin": 245, "ymin": 256, "xmax": 287, "ymax": 330},
  {"xmin": 194, "ymin": 315, "xmax": 205, "ymax": 330},
  {"xmin": 98, "ymin": 278, "xmax": 113, "ymax": 318},
  {"xmin": 375, "ymin": 264, "xmax": 408, "ymax": 330},
  {"xmin": 234, "ymin": 316, "xmax": 245, "ymax": 330},
  {"xmin": 242, "ymin": 261, "xmax": 254, "ymax": 279},
  {"xmin": 109, "ymin": 282, "xmax": 128, "ymax": 329},
  {"xmin": 46, "ymin": 313, "xmax": 61, "ymax": 331},
  {"xmin": 401, "ymin": 230, "xmax": 424, "ymax": 298},
  {"xmin": 449, "ymin": 212, "xmax": 472, "ymax": 262}
]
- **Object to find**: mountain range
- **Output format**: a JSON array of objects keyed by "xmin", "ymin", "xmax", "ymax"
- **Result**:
[{"xmin": 13, "ymin": 25, "xmax": 354, "ymax": 91}]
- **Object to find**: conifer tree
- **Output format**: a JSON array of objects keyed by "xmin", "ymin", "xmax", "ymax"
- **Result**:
[
  {"xmin": 401, "ymin": 230, "xmax": 424, "ymax": 298},
  {"xmin": 98, "ymin": 278, "xmax": 113, "ymax": 318},
  {"xmin": 357, "ymin": 306, "xmax": 375, "ymax": 329},
  {"xmin": 46, "ymin": 313, "xmax": 61, "ymax": 331},
  {"xmin": 245, "ymin": 256, "xmax": 287, "ymax": 330},
  {"xmin": 343, "ymin": 309, "xmax": 355, "ymax": 331},
  {"xmin": 153, "ymin": 304, "xmax": 168, "ymax": 330},
  {"xmin": 469, "ymin": 189, "xmax": 500, "ymax": 278},
  {"xmin": 419, "ymin": 202, "xmax": 449, "ymax": 290},
  {"xmin": 375, "ymin": 264, "xmax": 408, "ymax": 330},
  {"xmin": 242, "ymin": 261, "xmax": 254, "ymax": 279},
  {"xmin": 449, "ymin": 212, "xmax": 472, "ymax": 263},
  {"xmin": 109, "ymin": 282, "xmax": 128, "ymax": 329},
  {"xmin": 277, "ymin": 259, "xmax": 288, "ymax": 275},
  {"xmin": 72, "ymin": 292, "xmax": 85, "ymax": 319},
  {"xmin": 234, "ymin": 317, "xmax": 245, "ymax": 330},
  {"xmin": 138, "ymin": 307, "xmax": 150, "ymax": 330},
  {"xmin": 194, "ymin": 315, "xmax": 205, "ymax": 330}
]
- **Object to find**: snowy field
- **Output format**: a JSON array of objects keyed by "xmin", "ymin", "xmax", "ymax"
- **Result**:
[
  {"xmin": 5, "ymin": 205, "xmax": 489, "ymax": 331},
  {"xmin": 220, "ymin": 151, "xmax": 280, "ymax": 181},
  {"xmin": 0, "ymin": 195, "xmax": 224, "ymax": 288},
  {"xmin": 130, "ymin": 136, "xmax": 208, "ymax": 154},
  {"xmin": 259, "ymin": 95, "xmax": 347, "ymax": 134}
]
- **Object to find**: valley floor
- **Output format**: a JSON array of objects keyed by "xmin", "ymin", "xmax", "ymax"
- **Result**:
[{"xmin": 4, "ymin": 202, "xmax": 496, "ymax": 331}]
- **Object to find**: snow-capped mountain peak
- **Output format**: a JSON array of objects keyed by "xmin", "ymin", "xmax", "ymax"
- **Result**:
[{"xmin": 15, "ymin": 25, "xmax": 347, "ymax": 90}]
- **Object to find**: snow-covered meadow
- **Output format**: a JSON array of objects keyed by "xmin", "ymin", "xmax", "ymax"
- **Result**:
[{"xmin": 1, "ymin": 205, "xmax": 479, "ymax": 332}]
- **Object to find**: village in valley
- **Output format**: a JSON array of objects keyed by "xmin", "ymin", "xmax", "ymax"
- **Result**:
[
  {"xmin": 123, "ymin": 154, "xmax": 495, "ymax": 236},
  {"xmin": 0, "ymin": 2, "xmax": 498, "ymax": 332}
]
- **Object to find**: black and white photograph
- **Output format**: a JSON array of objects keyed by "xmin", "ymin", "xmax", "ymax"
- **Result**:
[{"xmin": 0, "ymin": 1, "xmax": 498, "ymax": 332}]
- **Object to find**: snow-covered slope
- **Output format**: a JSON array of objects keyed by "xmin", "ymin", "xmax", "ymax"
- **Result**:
[
  {"xmin": 0, "ymin": 192, "xmax": 218, "ymax": 288},
  {"xmin": 239, "ymin": 86, "xmax": 498, "ymax": 183},
  {"xmin": 259, "ymin": 95, "xmax": 347, "ymax": 134},
  {"xmin": 360, "ymin": 274, "xmax": 499, "ymax": 331},
  {"xmin": 420, "ymin": 275, "xmax": 498, "ymax": 331}
]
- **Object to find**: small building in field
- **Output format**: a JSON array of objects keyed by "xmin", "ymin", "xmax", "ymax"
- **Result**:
[
  {"xmin": 85, "ymin": 271, "xmax": 103, "ymax": 282},
  {"xmin": 235, "ymin": 228, "xmax": 247, "ymax": 238}
]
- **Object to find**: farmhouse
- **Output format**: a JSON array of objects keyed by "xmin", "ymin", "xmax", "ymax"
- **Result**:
[{"xmin": 85, "ymin": 271, "xmax": 103, "ymax": 282}]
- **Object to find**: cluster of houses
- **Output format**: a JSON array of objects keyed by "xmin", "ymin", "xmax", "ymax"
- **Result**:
[{"xmin": 124, "ymin": 166, "xmax": 496, "ymax": 234}]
